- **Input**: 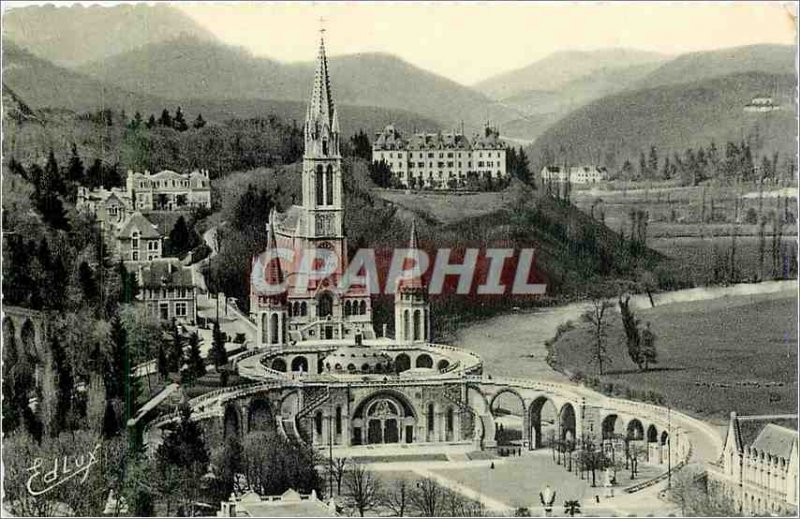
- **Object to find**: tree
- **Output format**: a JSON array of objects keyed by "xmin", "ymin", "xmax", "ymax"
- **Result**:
[
  {"xmin": 66, "ymin": 143, "xmax": 85, "ymax": 185},
  {"xmin": 344, "ymin": 462, "xmax": 381, "ymax": 517},
  {"xmin": 146, "ymin": 114, "xmax": 157, "ymax": 129},
  {"xmin": 639, "ymin": 322, "xmax": 658, "ymax": 371},
  {"xmin": 380, "ymin": 479, "xmax": 410, "ymax": 516},
  {"xmin": 193, "ymin": 113, "xmax": 207, "ymax": 129},
  {"xmin": 349, "ymin": 130, "xmax": 372, "ymax": 161},
  {"xmin": 211, "ymin": 435, "xmax": 244, "ymax": 501},
  {"xmin": 328, "ymin": 457, "xmax": 350, "ymax": 495},
  {"xmin": 167, "ymin": 215, "xmax": 193, "ymax": 257},
  {"xmin": 242, "ymin": 431, "xmax": 321, "ymax": 496},
  {"xmin": 106, "ymin": 314, "xmax": 127, "ymax": 400},
  {"xmin": 410, "ymin": 478, "xmax": 445, "ymax": 517},
  {"xmin": 582, "ymin": 299, "xmax": 613, "ymax": 375},
  {"xmin": 618, "ymin": 295, "xmax": 643, "ymax": 371},
  {"xmin": 210, "ymin": 320, "xmax": 228, "ymax": 371},
  {"xmin": 158, "ymin": 108, "xmax": 173, "ymax": 128},
  {"xmin": 368, "ymin": 159, "xmax": 393, "ymax": 188},
  {"xmin": 157, "ymin": 344, "xmax": 169, "ymax": 380},
  {"xmin": 169, "ymin": 320, "xmax": 184, "ymax": 373},
  {"xmin": 174, "ymin": 106, "xmax": 189, "ymax": 132},
  {"xmin": 183, "ymin": 331, "xmax": 206, "ymax": 384}
]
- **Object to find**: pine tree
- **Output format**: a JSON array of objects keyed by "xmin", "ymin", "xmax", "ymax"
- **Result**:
[
  {"xmin": 647, "ymin": 146, "xmax": 658, "ymax": 178},
  {"xmin": 184, "ymin": 332, "xmax": 206, "ymax": 384},
  {"xmin": 146, "ymin": 114, "xmax": 157, "ymax": 129},
  {"xmin": 107, "ymin": 315, "xmax": 128, "ymax": 400},
  {"xmin": 193, "ymin": 113, "xmax": 207, "ymax": 129},
  {"xmin": 86, "ymin": 158, "xmax": 103, "ymax": 189},
  {"xmin": 158, "ymin": 109, "xmax": 173, "ymax": 128},
  {"xmin": 639, "ymin": 322, "xmax": 658, "ymax": 371},
  {"xmin": 44, "ymin": 149, "xmax": 65, "ymax": 195},
  {"xmin": 125, "ymin": 358, "xmax": 142, "ymax": 423},
  {"xmin": 173, "ymin": 107, "xmax": 188, "ymax": 132},
  {"xmin": 66, "ymin": 143, "xmax": 85, "ymax": 184},
  {"xmin": 168, "ymin": 215, "xmax": 191, "ymax": 257},
  {"xmin": 157, "ymin": 344, "xmax": 169, "ymax": 380},
  {"xmin": 78, "ymin": 261, "xmax": 98, "ymax": 305},
  {"xmin": 210, "ymin": 321, "xmax": 228, "ymax": 371},
  {"xmin": 169, "ymin": 320, "xmax": 184, "ymax": 373}
]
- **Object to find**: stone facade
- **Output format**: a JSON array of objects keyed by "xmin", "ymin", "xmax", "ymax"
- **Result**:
[
  {"xmin": 710, "ymin": 412, "xmax": 799, "ymax": 516},
  {"xmin": 540, "ymin": 165, "xmax": 608, "ymax": 185},
  {"xmin": 139, "ymin": 258, "xmax": 197, "ymax": 324},
  {"xmin": 127, "ymin": 169, "xmax": 211, "ymax": 211},
  {"xmin": 116, "ymin": 212, "xmax": 162, "ymax": 263},
  {"xmin": 372, "ymin": 124, "xmax": 507, "ymax": 189}
]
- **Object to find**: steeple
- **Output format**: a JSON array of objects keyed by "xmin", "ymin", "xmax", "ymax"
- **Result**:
[
  {"xmin": 399, "ymin": 220, "xmax": 425, "ymax": 290},
  {"xmin": 304, "ymin": 33, "xmax": 339, "ymax": 157}
]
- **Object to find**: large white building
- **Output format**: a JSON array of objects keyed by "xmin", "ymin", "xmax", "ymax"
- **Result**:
[
  {"xmin": 126, "ymin": 169, "xmax": 212, "ymax": 211},
  {"xmin": 372, "ymin": 125, "xmax": 507, "ymax": 189},
  {"xmin": 709, "ymin": 412, "xmax": 799, "ymax": 516},
  {"xmin": 540, "ymin": 165, "xmax": 608, "ymax": 185}
]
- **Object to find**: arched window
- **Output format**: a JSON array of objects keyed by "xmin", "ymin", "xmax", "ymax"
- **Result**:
[
  {"xmin": 345, "ymin": 301, "xmax": 351, "ymax": 316},
  {"xmin": 316, "ymin": 165, "xmax": 324, "ymax": 206},
  {"xmin": 335, "ymin": 406, "xmax": 342, "ymax": 435},
  {"xmin": 360, "ymin": 300, "xmax": 367, "ymax": 315},
  {"xmin": 315, "ymin": 411, "xmax": 323, "ymax": 435},
  {"xmin": 261, "ymin": 313, "xmax": 269, "ymax": 344},
  {"xmin": 413, "ymin": 310, "xmax": 421, "ymax": 341},
  {"xmin": 270, "ymin": 313, "xmax": 279, "ymax": 344},
  {"xmin": 446, "ymin": 407, "xmax": 454, "ymax": 433},
  {"xmin": 404, "ymin": 309, "xmax": 410, "ymax": 340},
  {"xmin": 301, "ymin": 302, "xmax": 308, "ymax": 316},
  {"xmin": 325, "ymin": 165, "xmax": 333, "ymax": 206},
  {"xmin": 318, "ymin": 292, "xmax": 333, "ymax": 317},
  {"xmin": 427, "ymin": 403, "xmax": 435, "ymax": 433}
]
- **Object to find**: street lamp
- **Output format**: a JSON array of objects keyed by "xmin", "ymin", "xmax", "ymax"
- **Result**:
[{"xmin": 539, "ymin": 485, "xmax": 556, "ymax": 517}]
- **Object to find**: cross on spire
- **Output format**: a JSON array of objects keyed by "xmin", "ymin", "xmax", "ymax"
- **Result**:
[{"xmin": 319, "ymin": 16, "xmax": 326, "ymax": 37}]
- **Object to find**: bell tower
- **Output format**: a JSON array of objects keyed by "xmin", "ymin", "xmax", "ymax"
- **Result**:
[
  {"xmin": 301, "ymin": 31, "xmax": 344, "ymax": 243},
  {"xmin": 394, "ymin": 221, "xmax": 430, "ymax": 344}
]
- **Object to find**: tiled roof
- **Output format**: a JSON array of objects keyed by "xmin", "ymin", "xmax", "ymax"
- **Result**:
[
  {"xmin": 751, "ymin": 423, "xmax": 798, "ymax": 459},
  {"xmin": 140, "ymin": 259, "xmax": 194, "ymax": 288},
  {"xmin": 117, "ymin": 212, "xmax": 160, "ymax": 239}
]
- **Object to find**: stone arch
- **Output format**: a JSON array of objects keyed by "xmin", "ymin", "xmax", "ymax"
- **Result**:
[
  {"xmin": 647, "ymin": 424, "xmax": 658, "ymax": 443},
  {"xmin": 248, "ymin": 398, "xmax": 275, "ymax": 433},
  {"xmin": 660, "ymin": 430, "xmax": 669, "ymax": 445},
  {"xmin": 490, "ymin": 389, "xmax": 526, "ymax": 446},
  {"xmin": 353, "ymin": 390, "xmax": 418, "ymax": 445},
  {"xmin": 601, "ymin": 414, "xmax": 621, "ymax": 440},
  {"xmin": 291, "ymin": 356, "xmax": 308, "ymax": 373},
  {"xmin": 223, "ymin": 404, "xmax": 241, "ymax": 439},
  {"xmin": 437, "ymin": 359, "xmax": 450, "ymax": 371},
  {"xmin": 395, "ymin": 353, "xmax": 411, "ymax": 373},
  {"xmin": 271, "ymin": 358, "xmax": 287, "ymax": 372},
  {"xmin": 403, "ymin": 309, "xmax": 410, "ymax": 340},
  {"xmin": 626, "ymin": 418, "xmax": 645, "ymax": 441},
  {"xmin": 415, "ymin": 353, "xmax": 433, "ymax": 369},
  {"xmin": 559, "ymin": 403, "xmax": 576, "ymax": 443},
  {"xmin": 529, "ymin": 395, "xmax": 559, "ymax": 449},
  {"xmin": 359, "ymin": 300, "xmax": 367, "ymax": 315},
  {"xmin": 280, "ymin": 390, "xmax": 301, "ymax": 416},
  {"xmin": 413, "ymin": 310, "xmax": 421, "ymax": 340}
]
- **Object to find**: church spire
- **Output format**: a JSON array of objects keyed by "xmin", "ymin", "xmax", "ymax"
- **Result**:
[
  {"xmin": 399, "ymin": 220, "xmax": 425, "ymax": 290},
  {"xmin": 308, "ymin": 33, "xmax": 334, "ymax": 129}
]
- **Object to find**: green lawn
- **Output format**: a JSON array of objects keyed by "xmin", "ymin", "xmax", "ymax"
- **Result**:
[
  {"xmin": 374, "ymin": 189, "xmax": 510, "ymax": 225},
  {"xmin": 549, "ymin": 292, "xmax": 798, "ymax": 421}
]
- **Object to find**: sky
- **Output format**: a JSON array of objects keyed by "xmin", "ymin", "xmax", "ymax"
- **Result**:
[{"xmin": 176, "ymin": 2, "xmax": 798, "ymax": 85}]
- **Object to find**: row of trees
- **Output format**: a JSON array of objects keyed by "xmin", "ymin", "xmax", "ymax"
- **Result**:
[
  {"xmin": 128, "ymin": 107, "xmax": 206, "ymax": 133},
  {"xmin": 621, "ymin": 141, "xmax": 795, "ymax": 186},
  {"xmin": 324, "ymin": 457, "xmax": 487, "ymax": 517}
]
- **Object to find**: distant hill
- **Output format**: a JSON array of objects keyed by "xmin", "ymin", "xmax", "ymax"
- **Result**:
[
  {"xmin": 529, "ymin": 72, "xmax": 798, "ymax": 171},
  {"xmin": 75, "ymin": 37, "xmax": 518, "ymax": 133},
  {"xmin": 2, "ymin": 3, "xmax": 216, "ymax": 66},
  {"xmin": 638, "ymin": 44, "xmax": 795, "ymax": 89},
  {"xmin": 474, "ymin": 48, "xmax": 668, "ymax": 100},
  {"xmin": 495, "ymin": 61, "xmax": 664, "ymax": 141},
  {"xmin": 2, "ymin": 41, "xmax": 440, "ymax": 138}
]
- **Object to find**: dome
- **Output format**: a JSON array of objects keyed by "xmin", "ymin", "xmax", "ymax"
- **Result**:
[{"xmin": 322, "ymin": 347, "xmax": 393, "ymax": 374}]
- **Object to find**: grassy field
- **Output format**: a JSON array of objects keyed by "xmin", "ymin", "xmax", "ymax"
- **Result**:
[
  {"xmin": 374, "ymin": 189, "xmax": 511, "ymax": 225},
  {"xmin": 549, "ymin": 291, "xmax": 798, "ymax": 422}
]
